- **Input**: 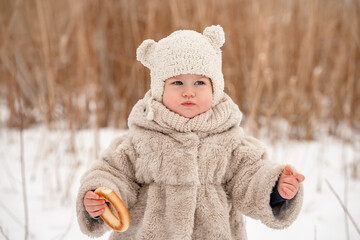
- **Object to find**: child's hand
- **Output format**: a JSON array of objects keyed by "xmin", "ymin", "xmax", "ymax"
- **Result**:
[
  {"xmin": 83, "ymin": 190, "xmax": 107, "ymax": 218},
  {"xmin": 277, "ymin": 165, "xmax": 305, "ymax": 200}
]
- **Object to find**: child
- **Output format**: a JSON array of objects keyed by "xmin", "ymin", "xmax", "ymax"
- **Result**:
[{"xmin": 76, "ymin": 25, "xmax": 305, "ymax": 239}]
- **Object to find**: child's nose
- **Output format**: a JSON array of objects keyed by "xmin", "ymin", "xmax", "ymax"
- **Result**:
[{"xmin": 182, "ymin": 88, "xmax": 195, "ymax": 98}]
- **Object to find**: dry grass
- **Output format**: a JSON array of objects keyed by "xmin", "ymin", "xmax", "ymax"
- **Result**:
[{"xmin": 1, "ymin": 0, "xmax": 359, "ymax": 139}]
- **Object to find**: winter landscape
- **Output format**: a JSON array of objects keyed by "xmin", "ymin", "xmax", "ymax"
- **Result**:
[
  {"xmin": 1, "ymin": 124, "xmax": 359, "ymax": 240},
  {"xmin": 1, "ymin": 0, "xmax": 360, "ymax": 239}
]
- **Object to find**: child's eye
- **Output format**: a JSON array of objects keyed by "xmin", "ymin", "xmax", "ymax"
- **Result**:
[
  {"xmin": 195, "ymin": 81, "xmax": 205, "ymax": 85},
  {"xmin": 172, "ymin": 81, "xmax": 183, "ymax": 85}
]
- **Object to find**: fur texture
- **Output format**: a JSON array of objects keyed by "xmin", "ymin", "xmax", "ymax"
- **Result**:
[{"xmin": 76, "ymin": 91, "xmax": 304, "ymax": 239}]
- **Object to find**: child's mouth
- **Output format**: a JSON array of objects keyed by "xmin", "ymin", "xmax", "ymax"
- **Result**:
[{"xmin": 181, "ymin": 101, "xmax": 196, "ymax": 107}]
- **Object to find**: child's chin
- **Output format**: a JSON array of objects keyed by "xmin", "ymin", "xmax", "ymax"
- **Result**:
[
  {"xmin": 179, "ymin": 112, "xmax": 195, "ymax": 118},
  {"xmin": 182, "ymin": 112, "xmax": 199, "ymax": 118}
]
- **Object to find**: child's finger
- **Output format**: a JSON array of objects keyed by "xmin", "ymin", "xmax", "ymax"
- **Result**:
[
  {"xmin": 283, "ymin": 165, "xmax": 292, "ymax": 176},
  {"xmin": 293, "ymin": 173, "xmax": 305, "ymax": 183},
  {"xmin": 281, "ymin": 177, "xmax": 299, "ymax": 188},
  {"xmin": 280, "ymin": 183, "xmax": 297, "ymax": 194},
  {"xmin": 84, "ymin": 198, "xmax": 106, "ymax": 206},
  {"xmin": 85, "ymin": 191, "xmax": 100, "ymax": 200},
  {"xmin": 90, "ymin": 208, "xmax": 106, "ymax": 217},
  {"xmin": 281, "ymin": 187, "xmax": 295, "ymax": 199},
  {"xmin": 86, "ymin": 203, "xmax": 107, "ymax": 213}
]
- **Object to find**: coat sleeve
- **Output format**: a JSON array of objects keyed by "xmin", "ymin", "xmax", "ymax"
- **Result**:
[
  {"xmin": 226, "ymin": 136, "xmax": 304, "ymax": 229},
  {"xmin": 76, "ymin": 135, "xmax": 140, "ymax": 237}
]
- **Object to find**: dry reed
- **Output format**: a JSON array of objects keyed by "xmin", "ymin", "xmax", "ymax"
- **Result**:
[
  {"xmin": 13, "ymin": 57, "xmax": 29, "ymax": 240},
  {"xmin": 326, "ymin": 179, "xmax": 360, "ymax": 235},
  {"xmin": 0, "ymin": 0, "xmax": 359, "ymax": 140}
]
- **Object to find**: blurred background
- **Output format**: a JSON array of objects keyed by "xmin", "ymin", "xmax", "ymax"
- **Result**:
[
  {"xmin": 1, "ymin": 0, "xmax": 359, "ymax": 139},
  {"xmin": 1, "ymin": 0, "xmax": 360, "ymax": 239}
]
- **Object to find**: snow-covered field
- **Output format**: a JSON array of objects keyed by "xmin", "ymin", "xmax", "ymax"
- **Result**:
[{"xmin": 1, "ymin": 126, "xmax": 359, "ymax": 240}]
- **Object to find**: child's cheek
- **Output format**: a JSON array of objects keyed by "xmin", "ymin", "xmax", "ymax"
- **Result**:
[{"xmin": 200, "ymin": 95, "xmax": 213, "ymax": 111}]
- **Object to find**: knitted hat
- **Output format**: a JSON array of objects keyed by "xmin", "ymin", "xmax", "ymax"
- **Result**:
[{"xmin": 136, "ymin": 25, "xmax": 225, "ymax": 108}]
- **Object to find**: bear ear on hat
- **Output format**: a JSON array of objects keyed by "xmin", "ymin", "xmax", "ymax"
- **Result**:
[
  {"xmin": 136, "ymin": 39, "xmax": 157, "ymax": 69},
  {"xmin": 203, "ymin": 25, "xmax": 225, "ymax": 49}
]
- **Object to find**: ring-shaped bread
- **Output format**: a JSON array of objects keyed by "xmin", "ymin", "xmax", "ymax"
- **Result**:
[{"xmin": 94, "ymin": 187, "xmax": 130, "ymax": 232}]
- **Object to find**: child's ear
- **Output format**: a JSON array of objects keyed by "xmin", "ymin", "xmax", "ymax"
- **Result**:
[
  {"xmin": 203, "ymin": 25, "xmax": 225, "ymax": 49},
  {"xmin": 136, "ymin": 39, "xmax": 157, "ymax": 69}
]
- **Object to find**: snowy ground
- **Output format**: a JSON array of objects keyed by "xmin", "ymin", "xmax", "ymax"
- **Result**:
[{"xmin": 0, "ymin": 126, "xmax": 359, "ymax": 240}]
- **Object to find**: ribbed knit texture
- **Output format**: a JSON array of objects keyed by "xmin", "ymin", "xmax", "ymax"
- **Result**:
[
  {"xmin": 128, "ymin": 91, "xmax": 242, "ymax": 134},
  {"xmin": 152, "ymin": 96, "xmax": 234, "ymax": 132},
  {"xmin": 136, "ymin": 25, "xmax": 225, "ymax": 106}
]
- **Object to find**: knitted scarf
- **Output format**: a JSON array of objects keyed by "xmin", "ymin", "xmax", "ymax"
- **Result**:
[{"xmin": 128, "ymin": 90, "xmax": 242, "ymax": 134}]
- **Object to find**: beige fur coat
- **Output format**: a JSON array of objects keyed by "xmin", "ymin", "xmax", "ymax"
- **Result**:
[{"xmin": 76, "ymin": 91, "xmax": 303, "ymax": 239}]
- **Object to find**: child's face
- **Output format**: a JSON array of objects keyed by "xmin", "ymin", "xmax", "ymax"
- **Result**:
[{"xmin": 162, "ymin": 74, "xmax": 213, "ymax": 118}]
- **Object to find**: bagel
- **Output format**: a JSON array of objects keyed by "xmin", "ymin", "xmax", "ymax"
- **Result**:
[{"xmin": 94, "ymin": 187, "xmax": 130, "ymax": 232}]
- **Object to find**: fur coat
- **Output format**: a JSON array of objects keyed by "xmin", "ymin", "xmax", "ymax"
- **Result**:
[{"xmin": 76, "ymin": 91, "xmax": 303, "ymax": 239}]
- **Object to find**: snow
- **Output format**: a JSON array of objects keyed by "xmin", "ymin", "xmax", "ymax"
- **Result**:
[{"xmin": 0, "ymin": 126, "xmax": 359, "ymax": 240}]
